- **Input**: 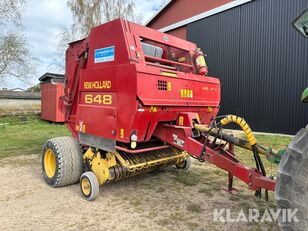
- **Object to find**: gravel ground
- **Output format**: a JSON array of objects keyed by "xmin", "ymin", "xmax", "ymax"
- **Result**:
[{"xmin": 0, "ymin": 154, "xmax": 280, "ymax": 231}]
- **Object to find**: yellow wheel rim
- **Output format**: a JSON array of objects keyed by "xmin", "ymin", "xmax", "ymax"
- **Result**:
[
  {"xmin": 81, "ymin": 178, "xmax": 91, "ymax": 196},
  {"xmin": 44, "ymin": 149, "xmax": 56, "ymax": 178},
  {"xmin": 176, "ymin": 160, "xmax": 186, "ymax": 168}
]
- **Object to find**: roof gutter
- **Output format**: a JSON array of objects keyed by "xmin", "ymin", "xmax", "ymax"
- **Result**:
[{"xmin": 145, "ymin": 0, "xmax": 172, "ymax": 26}]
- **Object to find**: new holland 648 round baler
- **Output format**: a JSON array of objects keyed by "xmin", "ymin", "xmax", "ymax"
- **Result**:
[
  {"xmin": 41, "ymin": 19, "xmax": 307, "ymax": 230},
  {"xmin": 42, "ymin": 18, "xmax": 275, "ymax": 198}
]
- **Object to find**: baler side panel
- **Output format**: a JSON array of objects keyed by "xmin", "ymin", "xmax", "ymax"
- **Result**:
[
  {"xmin": 87, "ymin": 20, "xmax": 130, "ymax": 69},
  {"xmin": 76, "ymin": 64, "xmax": 138, "ymax": 143},
  {"xmin": 76, "ymin": 67, "xmax": 118, "ymax": 140},
  {"xmin": 115, "ymin": 65, "xmax": 138, "ymax": 142},
  {"xmin": 136, "ymin": 73, "xmax": 220, "ymax": 106}
]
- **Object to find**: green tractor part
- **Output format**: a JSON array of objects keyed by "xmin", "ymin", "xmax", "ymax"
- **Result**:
[
  {"xmin": 301, "ymin": 87, "xmax": 308, "ymax": 103},
  {"xmin": 266, "ymin": 149, "xmax": 285, "ymax": 164}
]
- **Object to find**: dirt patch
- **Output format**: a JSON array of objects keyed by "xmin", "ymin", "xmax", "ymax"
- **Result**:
[{"xmin": 0, "ymin": 155, "xmax": 279, "ymax": 231}]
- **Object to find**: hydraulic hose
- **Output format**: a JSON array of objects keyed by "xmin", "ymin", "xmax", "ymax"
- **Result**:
[{"xmin": 220, "ymin": 115, "xmax": 257, "ymax": 146}]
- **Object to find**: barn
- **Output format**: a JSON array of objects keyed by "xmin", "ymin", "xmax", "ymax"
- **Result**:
[{"xmin": 146, "ymin": 0, "xmax": 308, "ymax": 134}]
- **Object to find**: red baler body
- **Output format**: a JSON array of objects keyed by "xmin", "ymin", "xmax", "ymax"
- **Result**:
[{"xmin": 65, "ymin": 19, "xmax": 220, "ymax": 143}]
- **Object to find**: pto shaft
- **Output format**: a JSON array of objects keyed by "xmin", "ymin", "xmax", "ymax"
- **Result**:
[{"xmin": 194, "ymin": 124, "xmax": 279, "ymax": 158}]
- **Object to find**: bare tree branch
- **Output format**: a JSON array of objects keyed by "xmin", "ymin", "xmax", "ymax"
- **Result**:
[
  {"xmin": 0, "ymin": 0, "xmax": 25, "ymax": 29},
  {"xmin": 52, "ymin": 0, "xmax": 142, "ymax": 72},
  {"xmin": 0, "ymin": 0, "xmax": 36, "ymax": 85}
]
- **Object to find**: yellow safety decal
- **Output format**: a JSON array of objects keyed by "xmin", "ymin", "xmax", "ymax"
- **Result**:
[
  {"xmin": 180, "ymin": 89, "xmax": 193, "ymax": 98},
  {"xmin": 179, "ymin": 116, "xmax": 184, "ymax": 126},
  {"xmin": 80, "ymin": 125, "xmax": 86, "ymax": 132},
  {"xmin": 76, "ymin": 121, "xmax": 86, "ymax": 132},
  {"xmin": 167, "ymin": 82, "xmax": 172, "ymax": 91},
  {"xmin": 136, "ymin": 51, "xmax": 141, "ymax": 59},
  {"xmin": 160, "ymin": 71, "xmax": 177, "ymax": 77},
  {"xmin": 195, "ymin": 113, "xmax": 200, "ymax": 121},
  {"xmin": 149, "ymin": 106, "xmax": 158, "ymax": 112},
  {"xmin": 120, "ymin": 128, "xmax": 125, "ymax": 138}
]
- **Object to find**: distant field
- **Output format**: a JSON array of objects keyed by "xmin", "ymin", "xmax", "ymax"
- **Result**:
[{"xmin": 0, "ymin": 116, "xmax": 70, "ymax": 158}]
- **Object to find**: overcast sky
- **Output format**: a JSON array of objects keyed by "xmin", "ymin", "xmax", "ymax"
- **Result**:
[{"xmin": 6, "ymin": 0, "xmax": 164, "ymax": 89}]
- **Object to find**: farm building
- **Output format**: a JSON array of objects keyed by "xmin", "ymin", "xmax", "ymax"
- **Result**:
[
  {"xmin": 146, "ymin": 0, "xmax": 308, "ymax": 134},
  {"xmin": 39, "ymin": 73, "xmax": 65, "ymax": 122},
  {"xmin": 0, "ymin": 89, "xmax": 41, "ymax": 116}
]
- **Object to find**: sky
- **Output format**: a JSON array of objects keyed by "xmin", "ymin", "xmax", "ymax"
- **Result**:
[{"xmin": 5, "ymin": 0, "xmax": 164, "ymax": 89}]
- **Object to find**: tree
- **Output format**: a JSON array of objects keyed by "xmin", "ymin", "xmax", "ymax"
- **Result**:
[
  {"xmin": 26, "ymin": 84, "xmax": 40, "ymax": 92},
  {"xmin": 67, "ymin": 0, "xmax": 141, "ymax": 36},
  {"xmin": 0, "ymin": 0, "xmax": 36, "ymax": 84},
  {"xmin": 0, "ymin": 0, "xmax": 24, "ymax": 26},
  {"xmin": 52, "ymin": 0, "xmax": 141, "ymax": 72}
]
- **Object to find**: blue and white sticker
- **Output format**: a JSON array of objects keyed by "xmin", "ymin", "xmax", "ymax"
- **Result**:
[{"xmin": 94, "ymin": 46, "xmax": 115, "ymax": 63}]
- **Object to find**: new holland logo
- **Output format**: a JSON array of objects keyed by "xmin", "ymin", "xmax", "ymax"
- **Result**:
[{"xmin": 172, "ymin": 134, "xmax": 184, "ymax": 147}]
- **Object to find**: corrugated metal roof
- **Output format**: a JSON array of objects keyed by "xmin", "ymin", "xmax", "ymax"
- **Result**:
[{"xmin": 39, "ymin": 72, "xmax": 64, "ymax": 82}]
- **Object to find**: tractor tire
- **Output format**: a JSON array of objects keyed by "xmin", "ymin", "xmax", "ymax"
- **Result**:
[
  {"xmin": 80, "ymin": 171, "xmax": 99, "ymax": 201},
  {"xmin": 275, "ymin": 127, "xmax": 308, "ymax": 231},
  {"xmin": 176, "ymin": 157, "xmax": 191, "ymax": 170},
  {"xmin": 42, "ymin": 136, "xmax": 83, "ymax": 187}
]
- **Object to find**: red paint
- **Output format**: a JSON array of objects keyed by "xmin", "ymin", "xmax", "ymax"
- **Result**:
[
  {"xmin": 40, "ymin": 83, "xmax": 65, "ymax": 122},
  {"xmin": 154, "ymin": 122, "xmax": 276, "ymax": 192},
  {"xmin": 147, "ymin": 0, "xmax": 235, "ymax": 30},
  {"xmin": 64, "ymin": 19, "xmax": 220, "ymax": 141},
  {"xmin": 167, "ymin": 27, "xmax": 187, "ymax": 40}
]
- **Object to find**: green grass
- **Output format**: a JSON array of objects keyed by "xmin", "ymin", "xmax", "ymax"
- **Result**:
[
  {"xmin": 235, "ymin": 134, "xmax": 292, "ymax": 177},
  {"xmin": 0, "ymin": 115, "xmax": 293, "ymax": 169},
  {"xmin": 0, "ymin": 116, "xmax": 70, "ymax": 158}
]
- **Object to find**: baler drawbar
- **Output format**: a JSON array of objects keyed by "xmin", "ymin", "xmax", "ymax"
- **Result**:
[{"xmin": 41, "ymin": 19, "xmax": 279, "ymax": 201}]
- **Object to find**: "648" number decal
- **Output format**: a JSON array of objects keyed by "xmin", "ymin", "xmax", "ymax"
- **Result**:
[{"xmin": 83, "ymin": 94, "xmax": 113, "ymax": 105}]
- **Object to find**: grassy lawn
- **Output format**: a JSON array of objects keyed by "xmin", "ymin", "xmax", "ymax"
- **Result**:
[
  {"xmin": 0, "ymin": 116, "xmax": 70, "ymax": 158},
  {"xmin": 0, "ymin": 115, "xmax": 292, "ymax": 172},
  {"xmin": 236, "ymin": 133, "xmax": 292, "ymax": 177}
]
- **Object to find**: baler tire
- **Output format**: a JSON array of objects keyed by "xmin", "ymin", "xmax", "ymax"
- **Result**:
[
  {"xmin": 176, "ymin": 157, "xmax": 191, "ymax": 170},
  {"xmin": 275, "ymin": 127, "xmax": 308, "ymax": 231},
  {"xmin": 80, "ymin": 171, "xmax": 99, "ymax": 201},
  {"xmin": 41, "ymin": 137, "xmax": 83, "ymax": 187}
]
